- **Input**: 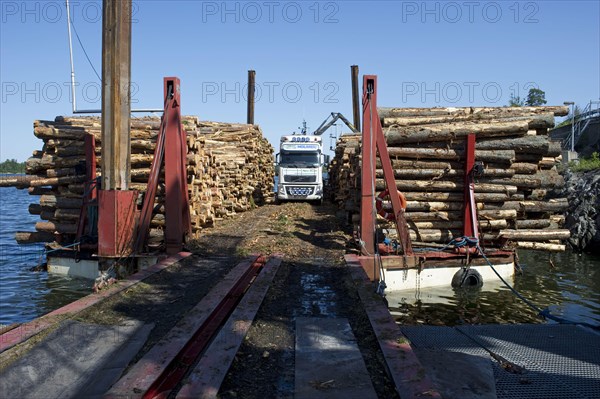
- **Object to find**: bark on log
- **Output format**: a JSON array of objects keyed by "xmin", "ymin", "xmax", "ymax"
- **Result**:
[
  {"xmin": 512, "ymin": 241, "xmax": 566, "ymax": 252},
  {"xmin": 509, "ymin": 163, "xmax": 539, "ymax": 174},
  {"xmin": 29, "ymin": 203, "xmax": 42, "ymax": 215},
  {"xmin": 375, "ymin": 168, "xmax": 514, "ymax": 179},
  {"xmin": 376, "ymin": 179, "xmax": 518, "ymax": 194},
  {"xmin": 382, "ymin": 113, "xmax": 556, "ymax": 129},
  {"xmin": 29, "ymin": 175, "xmax": 86, "ymax": 187},
  {"xmin": 481, "ymin": 171, "xmax": 564, "ymax": 189},
  {"xmin": 411, "ymin": 220, "xmax": 507, "ymax": 230},
  {"xmin": 54, "ymin": 208, "xmax": 81, "ymax": 221},
  {"xmin": 15, "ymin": 231, "xmax": 56, "ymax": 244},
  {"xmin": 0, "ymin": 175, "xmax": 35, "ymax": 188},
  {"xmin": 377, "ymin": 105, "xmax": 569, "ymax": 119},
  {"xmin": 514, "ymin": 219, "xmax": 552, "ymax": 229},
  {"xmin": 407, "ymin": 229, "xmax": 501, "ymax": 242},
  {"xmin": 499, "ymin": 229, "xmax": 570, "ymax": 241},
  {"xmin": 377, "ymin": 159, "xmax": 461, "ymax": 170},
  {"xmin": 387, "ymin": 147, "xmax": 515, "ymax": 163},
  {"xmin": 35, "ymin": 221, "xmax": 77, "ymax": 234},
  {"xmin": 405, "ymin": 209, "xmax": 517, "ymax": 221},
  {"xmin": 384, "ymin": 121, "xmax": 529, "ymax": 145},
  {"xmin": 404, "ymin": 201, "xmax": 479, "ymax": 211},
  {"xmin": 39, "ymin": 195, "xmax": 82, "ymax": 209},
  {"xmin": 401, "ymin": 192, "xmax": 512, "ymax": 202},
  {"xmin": 495, "ymin": 199, "xmax": 569, "ymax": 212},
  {"xmin": 46, "ymin": 168, "xmax": 81, "ymax": 178},
  {"xmin": 28, "ymin": 186, "xmax": 57, "ymax": 196},
  {"xmin": 474, "ymin": 135, "xmax": 556, "ymax": 155}
]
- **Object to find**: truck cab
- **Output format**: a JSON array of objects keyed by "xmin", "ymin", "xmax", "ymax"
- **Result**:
[{"xmin": 276, "ymin": 135, "xmax": 328, "ymax": 203}]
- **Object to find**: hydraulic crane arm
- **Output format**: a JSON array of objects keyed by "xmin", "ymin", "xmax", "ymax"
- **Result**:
[{"xmin": 312, "ymin": 112, "xmax": 360, "ymax": 136}]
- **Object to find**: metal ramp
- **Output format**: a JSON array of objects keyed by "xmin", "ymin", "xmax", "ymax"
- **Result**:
[
  {"xmin": 562, "ymin": 100, "xmax": 600, "ymax": 150},
  {"xmin": 401, "ymin": 324, "xmax": 600, "ymax": 399}
]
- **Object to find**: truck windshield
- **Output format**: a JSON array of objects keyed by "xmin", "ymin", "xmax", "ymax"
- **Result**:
[{"xmin": 280, "ymin": 151, "xmax": 319, "ymax": 167}]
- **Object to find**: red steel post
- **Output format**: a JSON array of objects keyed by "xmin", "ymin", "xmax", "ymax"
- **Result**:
[
  {"xmin": 360, "ymin": 76, "xmax": 377, "ymax": 256},
  {"xmin": 163, "ymin": 77, "xmax": 191, "ymax": 254},
  {"xmin": 463, "ymin": 134, "xmax": 479, "ymax": 239},
  {"xmin": 97, "ymin": 0, "xmax": 137, "ymax": 258},
  {"xmin": 360, "ymin": 75, "xmax": 413, "ymax": 257},
  {"xmin": 98, "ymin": 190, "xmax": 138, "ymax": 257}
]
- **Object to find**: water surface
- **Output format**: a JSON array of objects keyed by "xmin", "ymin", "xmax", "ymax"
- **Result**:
[
  {"xmin": 388, "ymin": 249, "xmax": 600, "ymax": 327},
  {"xmin": 0, "ymin": 185, "xmax": 90, "ymax": 326}
]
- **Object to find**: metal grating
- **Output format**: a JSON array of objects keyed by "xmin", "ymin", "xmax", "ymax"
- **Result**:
[{"xmin": 401, "ymin": 324, "xmax": 600, "ymax": 399}]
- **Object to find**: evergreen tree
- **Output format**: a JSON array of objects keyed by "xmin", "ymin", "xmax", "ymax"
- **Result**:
[{"xmin": 525, "ymin": 88, "xmax": 547, "ymax": 106}]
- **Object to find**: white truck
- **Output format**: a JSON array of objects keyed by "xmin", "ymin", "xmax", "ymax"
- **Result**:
[
  {"xmin": 275, "ymin": 114, "xmax": 358, "ymax": 204},
  {"xmin": 276, "ymin": 134, "xmax": 327, "ymax": 203}
]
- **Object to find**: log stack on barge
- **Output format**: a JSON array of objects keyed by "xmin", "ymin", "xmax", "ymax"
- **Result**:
[
  {"xmin": 14, "ymin": 116, "xmax": 274, "ymax": 249},
  {"xmin": 334, "ymin": 104, "xmax": 572, "ymax": 290},
  {"xmin": 331, "ymin": 106, "xmax": 571, "ymax": 252}
]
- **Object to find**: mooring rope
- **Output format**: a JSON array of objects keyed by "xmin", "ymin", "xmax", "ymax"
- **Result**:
[
  {"xmin": 476, "ymin": 245, "xmax": 599, "ymax": 331},
  {"xmin": 34, "ymin": 241, "xmax": 82, "ymax": 270}
]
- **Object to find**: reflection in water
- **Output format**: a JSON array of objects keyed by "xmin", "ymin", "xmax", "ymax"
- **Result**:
[
  {"xmin": 0, "ymin": 186, "xmax": 90, "ymax": 326},
  {"xmin": 388, "ymin": 249, "xmax": 600, "ymax": 327}
]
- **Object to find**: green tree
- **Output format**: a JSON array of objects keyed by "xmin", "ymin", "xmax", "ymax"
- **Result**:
[
  {"xmin": 508, "ymin": 94, "xmax": 524, "ymax": 107},
  {"xmin": 525, "ymin": 88, "xmax": 547, "ymax": 106},
  {"xmin": 0, "ymin": 159, "xmax": 26, "ymax": 173}
]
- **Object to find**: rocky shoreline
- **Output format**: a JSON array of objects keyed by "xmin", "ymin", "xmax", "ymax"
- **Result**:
[{"xmin": 558, "ymin": 168, "xmax": 600, "ymax": 253}]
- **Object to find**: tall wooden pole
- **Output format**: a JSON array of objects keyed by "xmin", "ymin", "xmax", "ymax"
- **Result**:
[
  {"xmin": 98, "ymin": 0, "xmax": 137, "ymax": 260},
  {"xmin": 101, "ymin": 0, "xmax": 132, "ymax": 190},
  {"xmin": 351, "ymin": 65, "xmax": 360, "ymax": 133},
  {"xmin": 247, "ymin": 70, "xmax": 256, "ymax": 125}
]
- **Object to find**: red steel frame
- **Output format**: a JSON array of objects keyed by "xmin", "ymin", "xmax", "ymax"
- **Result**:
[
  {"xmin": 98, "ymin": 190, "xmax": 138, "ymax": 257},
  {"xmin": 356, "ymin": 75, "xmax": 513, "ymax": 281},
  {"xmin": 135, "ymin": 77, "xmax": 191, "ymax": 254},
  {"xmin": 163, "ymin": 77, "xmax": 192, "ymax": 254},
  {"xmin": 360, "ymin": 75, "xmax": 412, "ymax": 257},
  {"xmin": 463, "ymin": 134, "xmax": 480, "ymax": 239}
]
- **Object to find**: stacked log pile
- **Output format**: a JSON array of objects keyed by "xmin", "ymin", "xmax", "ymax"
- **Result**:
[
  {"xmin": 329, "ymin": 106, "xmax": 571, "ymax": 251},
  {"xmin": 15, "ymin": 116, "xmax": 274, "ymax": 247}
]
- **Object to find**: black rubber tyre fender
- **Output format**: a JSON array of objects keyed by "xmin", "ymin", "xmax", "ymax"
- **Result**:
[{"xmin": 451, "ymin": 268, "xmax": 483, "ymax": 288}]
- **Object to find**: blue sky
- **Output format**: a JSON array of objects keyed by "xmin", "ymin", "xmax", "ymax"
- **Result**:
[{"xmin": 1, "ymin": 0, "xmax": 599, "ymax": 161}]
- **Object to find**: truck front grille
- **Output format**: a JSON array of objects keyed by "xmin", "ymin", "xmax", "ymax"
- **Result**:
[{"xmin": 286, "ymin": 187, "xmax": 315, "ymax": 196}]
